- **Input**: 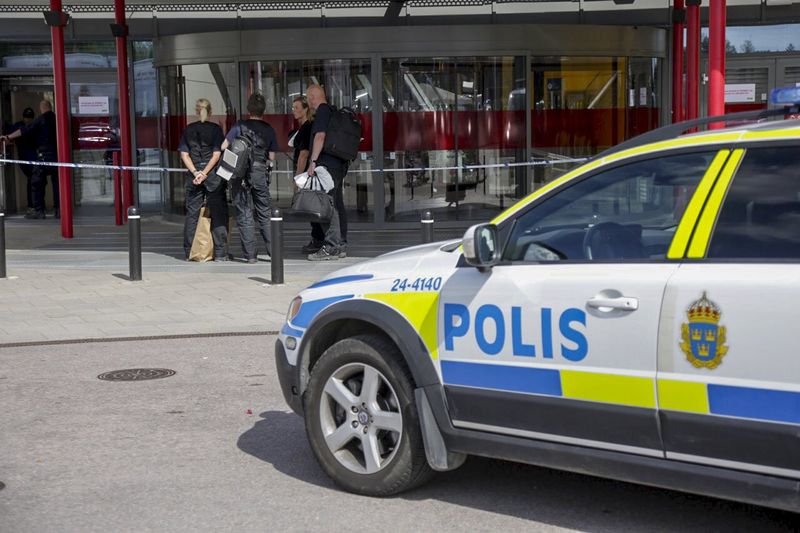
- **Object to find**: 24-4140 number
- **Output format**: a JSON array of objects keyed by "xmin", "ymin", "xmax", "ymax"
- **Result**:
[{"xmin": 391, "ymin": 277, "xmax": 442, "ymax": 292}]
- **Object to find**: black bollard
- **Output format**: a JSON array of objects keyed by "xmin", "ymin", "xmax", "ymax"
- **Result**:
[
  {"xmin": 0, "ymin": 209, "xmax": 6, "ymax": 279},
  {"xmin": 421, "ymin": 210, "xmax": 434, "ymax": 244},
  {"xmin": 270, "ymin": 208, "xmax": 284, "ymax": 285},
  {"xmin": 127, "ymin": 206, "xmax": 142, "ymax": 281}
]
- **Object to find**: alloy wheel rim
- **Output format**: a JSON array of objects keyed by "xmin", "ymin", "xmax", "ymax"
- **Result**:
[{"xmin": 319, "ymin": 362, "xmax": 403, "ymax": 474}]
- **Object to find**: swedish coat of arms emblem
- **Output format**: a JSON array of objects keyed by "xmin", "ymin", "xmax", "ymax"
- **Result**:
[{"xmin": 680, "ymin": 292, "xmax": 728, "ymax": 369}]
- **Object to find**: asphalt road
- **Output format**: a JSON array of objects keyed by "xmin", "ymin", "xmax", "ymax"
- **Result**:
[{"xmin": 1, "ymin": 335, "xmax": 797, "ymax": 532}]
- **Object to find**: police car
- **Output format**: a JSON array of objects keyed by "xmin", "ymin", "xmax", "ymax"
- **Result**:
[{"xmin": 275, "ymin": 88, "xmax": 800, "ymax": 511}]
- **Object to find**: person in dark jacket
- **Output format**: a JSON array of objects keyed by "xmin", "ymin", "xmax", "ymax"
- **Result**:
[
  {"xmin": 179, "ymin": 98, "xmax": 227, "ymax": 261},
  {"xmin": 221, "ymin": 93, "xmax": 278, "ymax": 264},
  {"xmin": 1, "ymin": 101, "xmax": 59, "ymax": 219},
  {"xmin": 305, "ymin": 84, "xmax": 348, "ymax": 261},
  {"xmin": 8, "ymin": 108, "xmax": 37, "ymax": 215},
  {"xmin": 288, "ymin": 96, "xmax": 321, "ymax": 254}
]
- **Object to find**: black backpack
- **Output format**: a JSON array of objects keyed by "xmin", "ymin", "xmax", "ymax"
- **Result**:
[
  {"xmin": 322, "ymin": 106, "xmax": 362, "ymax": 162},
  {"xmin": 218, "ymin": 126, "xmax": 257, "ymax": 181}
]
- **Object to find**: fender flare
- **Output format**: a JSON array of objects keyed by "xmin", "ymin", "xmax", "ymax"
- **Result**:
[{"xmin": 294, "ymin": 298, "xmax": 441, "ymax": 395}]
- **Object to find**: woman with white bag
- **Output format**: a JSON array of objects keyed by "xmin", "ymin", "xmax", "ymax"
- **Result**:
[{"xmin": 288, "ymin": 96, "xmax": 324, "ymax": 255}]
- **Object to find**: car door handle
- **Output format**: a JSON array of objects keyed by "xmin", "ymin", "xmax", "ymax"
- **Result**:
[{"xmin": 587, "ymin": 295, "xmax": 639, "ymax": 311}]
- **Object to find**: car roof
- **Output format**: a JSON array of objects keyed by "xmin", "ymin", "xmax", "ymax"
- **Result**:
[{"xmin": 491, "ymin": 116, "xmax": 799, "ymax": 227}]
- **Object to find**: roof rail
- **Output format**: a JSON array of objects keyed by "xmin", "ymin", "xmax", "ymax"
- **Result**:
[{"xmin": 594, "ymin": 104, "xmax": 800, "ymax": 160}]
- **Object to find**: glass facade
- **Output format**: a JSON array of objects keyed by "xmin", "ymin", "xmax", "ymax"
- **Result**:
[
  {"xmin": 241, "ymin": 59, "xmax": 375, "ymax": 222},
  {"xmin": 382, "ymin": 57, "xmax": 527, "ymax": 222},
  {"xmin": 531, "ymin": 56, "xmax": 659, "ymax": 189},
  {"xmin": 159, "ymin": 62, "xmax": 238, "ymax": 215},
  {"xmin": 69, "ymin": 79, "xmax": 120, "ymax": 211},
  {"xmin": 156, "ymin": 54, "xmax": 662, "ymax": 223},
  {"xmin": 132, "ymin": 41, "xmax": 161, "ymax": 212}
]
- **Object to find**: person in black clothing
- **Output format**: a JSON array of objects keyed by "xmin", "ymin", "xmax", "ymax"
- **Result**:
[
  {"xmin": 1, "ymin": 100, "xmax": 59, "ymax": 219},
  {"xmin": 306, "ymin": 84, "xmax": 348, "ymax": 261},
  {"xmin": 7, "ymin": 108, "xmax": 37, "ymax": 215},
  {"xmin": 288, "ymin": 96, "xmax": 321, "ymax": 254},
  {"xmin": 179, "ymin": 98, "xmax": 227, "ymax": 261},
  {"xmin": 222, "ymin": 93, "xmax": 279, "ymax": 263}
]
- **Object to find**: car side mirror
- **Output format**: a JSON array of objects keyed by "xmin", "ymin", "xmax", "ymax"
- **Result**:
[{"xmin": 463, "ymin": 223, "xmax": 500, "ymax": 271}]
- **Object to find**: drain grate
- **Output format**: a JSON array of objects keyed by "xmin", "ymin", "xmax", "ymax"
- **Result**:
[{"xmin": 98, "ymin": 368, "xmax": 176, "ymax": 381}]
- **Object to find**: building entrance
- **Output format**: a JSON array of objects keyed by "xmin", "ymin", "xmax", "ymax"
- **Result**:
[
  {"xmin": 0, "ymin": 72, "xmax": 122, "ymax": 218},
  {"xmin": 0, "ymin": 77, "xmax": 54, "ymax": 215}
]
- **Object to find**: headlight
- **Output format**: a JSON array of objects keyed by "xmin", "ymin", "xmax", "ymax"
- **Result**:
[{"xmin": 286, "ymin": 296, "xmax": 302, "ymax": 324}]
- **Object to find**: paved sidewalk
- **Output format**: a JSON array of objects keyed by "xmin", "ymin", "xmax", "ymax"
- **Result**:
[
  {"xmin": 0, "ymin": 264, "xmax": 356, "ymax": 345},
  {"xmin": 0, "ymin": 214, "xmax": 465, "ymax": 345}
]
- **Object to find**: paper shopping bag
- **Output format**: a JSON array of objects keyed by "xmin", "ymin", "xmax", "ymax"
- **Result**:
[{"xmin": 189, "ymin": 206, "xmax": 214, "ymax": 262}]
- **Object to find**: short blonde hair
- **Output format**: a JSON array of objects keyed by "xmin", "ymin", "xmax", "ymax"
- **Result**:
[{"xmin": 195, "ymin": 98, "xmax": 212, "ymax": 122}]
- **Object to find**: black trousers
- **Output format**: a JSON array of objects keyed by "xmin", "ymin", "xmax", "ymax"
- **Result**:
[
  {"xmin": 231, "ymin": 174, "xmax": 272, "ymax": 260},
  {"xmin": 31, "ymin": 156, "xmax": 59, "ymax": 214},
  {"xmin": 311, "ymin": 165, "xmax": 347, "ymax": 246},
  {"xmin": 19, "ymin": 164, "xmax": 33, "ymax": 209},
  {"xmin": 184, "ymin": 182, "xmax": 229, "ymax": 258}
]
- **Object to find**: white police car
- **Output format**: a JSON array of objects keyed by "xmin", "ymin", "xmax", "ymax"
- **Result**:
[{"xmin": 275, "ymin": 88, "xmax": 800, "ymax": 511}]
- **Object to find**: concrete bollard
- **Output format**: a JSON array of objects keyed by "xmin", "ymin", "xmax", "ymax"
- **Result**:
[
  {"xmin": 0, "ymin": 208, "xmax": 5, "ymax": 279},
  {"xmin": 127, "ymin": 206, "xmax": 142, "ymax": 281},
  {"xmin": 270, "ymin": 208, "xmax": 284, "ymax": 285},
  {"xmin": 421, "ymin": 210, "xmax": 434, "ymax": 244}
]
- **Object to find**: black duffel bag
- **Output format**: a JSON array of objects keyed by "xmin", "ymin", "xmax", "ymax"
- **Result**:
[{"xmin": 290, "ymin": 175, "xmax": 334, "ymax": 223}]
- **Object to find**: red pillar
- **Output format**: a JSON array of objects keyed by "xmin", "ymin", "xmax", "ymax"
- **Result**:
[
  {"xmin": 48, "ymin": 0, "xmax": 73, "ymax": 238},
  {"xmin": 708, "ymin": 0, "xmax": 726, "ymax": 128},
  {"xmin": 686, "ymin": 0, "xmax": 701, "ymax": 121},
  {"xmin": 672, "ymin": 0, "xmax": 686, "ymax": 123},
  {"xmin": 113, "ymin": 151, "xmax": 122, "ymax": 225},
  {"xmin": 113, "ymin": 0, "xmax": 134, "ymax": 221}
]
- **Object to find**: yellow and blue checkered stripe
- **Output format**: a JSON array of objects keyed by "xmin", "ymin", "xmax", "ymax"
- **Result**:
[
  {"xmin": 658, "ymin": 378, "xmax": 800, "ymax": 425},
  {"xmin": 441, "ymin": 361, "xmax": 800, "ymax": 425},
  {"xmin": 441, "ymin": 361, "xmax": 656, "ymax": 409}
]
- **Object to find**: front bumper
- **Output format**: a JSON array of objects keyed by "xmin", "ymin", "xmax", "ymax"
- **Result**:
[{"xmin": 275, "ymin": 339, "xmax": 302, "ymax": 415}]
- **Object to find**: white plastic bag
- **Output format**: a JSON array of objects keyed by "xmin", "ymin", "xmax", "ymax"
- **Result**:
[{"xmin": 293, "ymin": 166, "xmax": 334, "ymax": 192}]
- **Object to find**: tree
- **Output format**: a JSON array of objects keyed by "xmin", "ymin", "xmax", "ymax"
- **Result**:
[
  {"xmin": 740, "ymin": 40, "xmax": 756, "ymax": 54},
  {"xmin": 787, "ymin": 43, "xmax": 796, "ymax": 52}
]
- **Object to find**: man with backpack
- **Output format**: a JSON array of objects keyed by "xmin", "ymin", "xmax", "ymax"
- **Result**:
[
  {"xmin": 221, "ymin": 93, "xmax": 279, "ymax": 263},
  {"xmin": 305, "ymin": 85, "xmax": 354, "ymax": 261}
]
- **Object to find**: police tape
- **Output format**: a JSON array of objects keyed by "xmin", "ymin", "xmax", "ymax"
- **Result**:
[{"xmin": 0, "ymin": 156, "xmax": 588, "ymax": 176}]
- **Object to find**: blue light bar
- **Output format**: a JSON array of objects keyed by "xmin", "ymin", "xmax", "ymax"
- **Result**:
[{"xmin": 770, "ymin": 86, "xmax": 800, "ymax": 106}]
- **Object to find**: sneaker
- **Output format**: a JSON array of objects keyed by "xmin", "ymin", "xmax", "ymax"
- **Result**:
[
  {"xmin": 213, "ymin": 255, "xmax": 229, "ymax": 262},
  {"xmin": 308, "ymin": 247, "xmax": 339, "ymax": 261},
  {"xmin": 24, "ymin": 211, "xmax": 45, "ymax": 220},
  {"xmin": 338, "ymin": 247, "xmax": 347, "ymax": 259},
  {"xmin": 302, "ymin": 239, "xmax": 324, "ymax": 254},
  {"xmin": 246, "ymin": 258, "xmax": 258, "ymax": 264}
]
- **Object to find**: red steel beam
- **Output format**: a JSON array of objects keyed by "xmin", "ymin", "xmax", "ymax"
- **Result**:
[
  {"xmin": 114, "ymin": 0, "xmax": 134, "ymax": 221},
  {"xmin": 113, "ymin": 151, "xmax": 122, "ymax": 225},
  {"xmin": 686, "ymin": 0, "xmax": 701, "ymax": 121},
  {"xmin": 672, "ymin": 0, "xmax": 686, "ymax": 123},
  {"xmin": 49, "ymin": 0, "xmax": 73, "ymax": 238},
  {"xmin": 708, "ymin": 0, "xmax": 726, "ymax": 128}
]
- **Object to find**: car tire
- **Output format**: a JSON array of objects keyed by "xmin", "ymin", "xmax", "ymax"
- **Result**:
[{"xmin": 303, "ymin": 334, "xmax": 434, "ymax": 496}]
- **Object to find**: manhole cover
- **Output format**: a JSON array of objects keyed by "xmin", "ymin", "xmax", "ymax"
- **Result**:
[{"xmin": 98, "ymin": 368, "xmax": 176, "ymax": 381}]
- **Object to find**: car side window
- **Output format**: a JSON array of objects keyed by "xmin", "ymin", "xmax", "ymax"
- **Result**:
[
  {"xmin": 708, "ymin": 146, "xmax": 800, "ymax": 260},
  {"xmin": 504, "ymin": 152, "xmax": 717, "ymax": 263}
]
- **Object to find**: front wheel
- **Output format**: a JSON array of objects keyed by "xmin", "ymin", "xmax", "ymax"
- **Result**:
[{"xmin": 303, "ymin": 334, "xmax": 433, "ymax": 496}]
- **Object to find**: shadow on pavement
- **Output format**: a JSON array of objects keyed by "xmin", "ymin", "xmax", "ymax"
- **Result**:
[{"xmin": 239, "ymin": 410, "xmax": 800, "ymax": 532}]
